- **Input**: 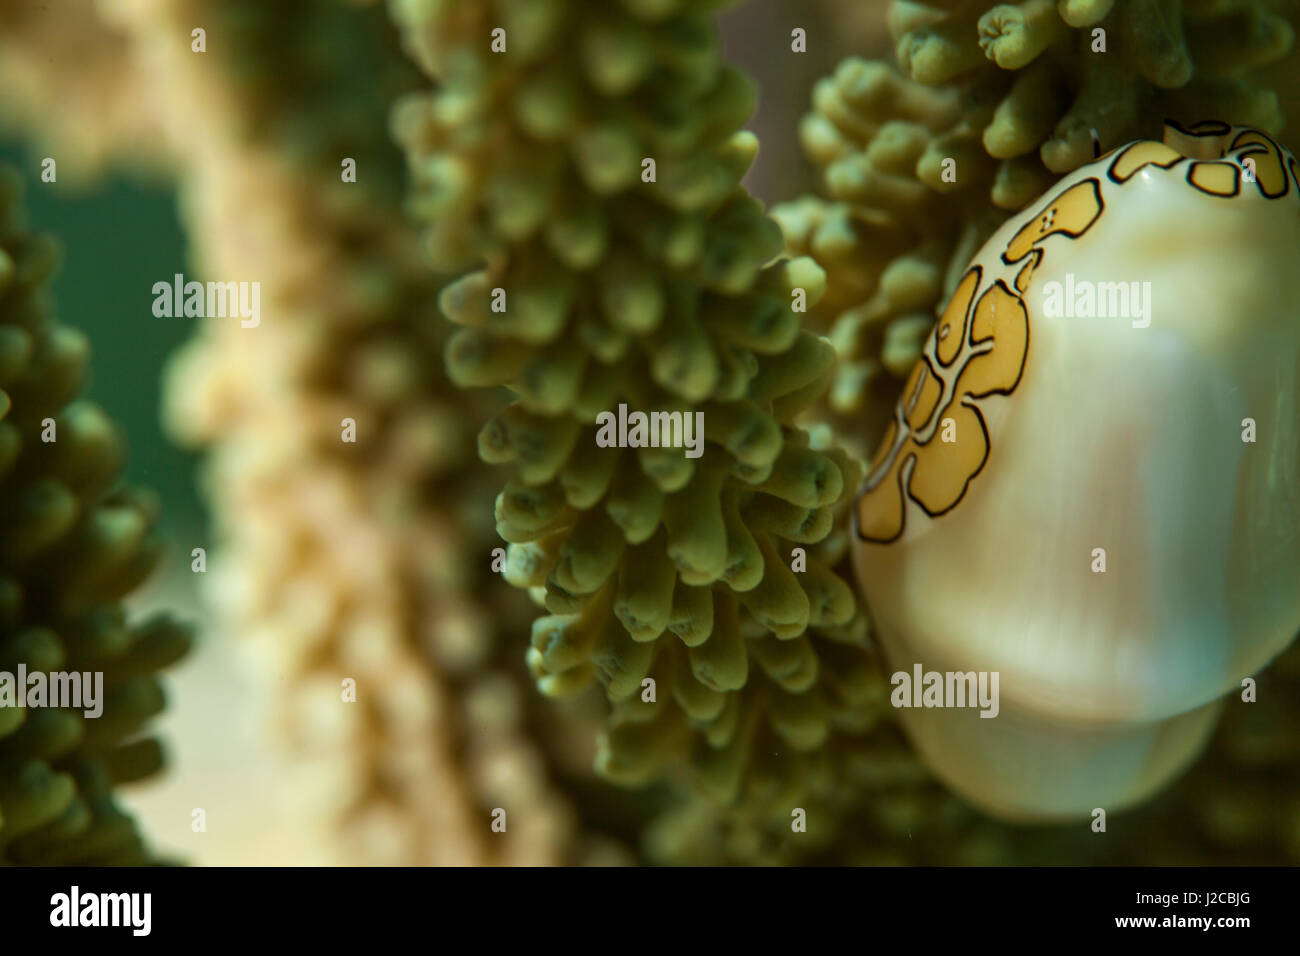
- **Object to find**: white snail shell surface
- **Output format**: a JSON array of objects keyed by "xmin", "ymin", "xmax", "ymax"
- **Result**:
[{"xmin": 852, "ymin": 123, "xmax": 1300, "ymax": 820}]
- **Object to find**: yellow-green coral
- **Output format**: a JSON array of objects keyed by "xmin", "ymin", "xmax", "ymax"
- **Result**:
[
  {"xmin": 0, "ymin": 171, "xmax": 191, "ymax": 865},
  {"xmin": 391, "ymin": 0, "xmax": 882, "ymax": 812}
]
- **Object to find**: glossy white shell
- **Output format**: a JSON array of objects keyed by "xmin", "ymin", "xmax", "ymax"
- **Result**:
[{"xmin": 853, "ymin": 124, "xmax": 1300, "ymax": 820}]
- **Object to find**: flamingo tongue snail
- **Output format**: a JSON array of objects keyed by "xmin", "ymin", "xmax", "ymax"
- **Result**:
[{"xmin": 852, "ymin": 121, "xmax": 1300, "ymax": 821}]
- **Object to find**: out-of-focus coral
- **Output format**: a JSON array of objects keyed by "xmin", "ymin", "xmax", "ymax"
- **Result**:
[
  {"xmin": 776, "ymin": 0, "xmax": 1296, "ymax": 455},
  {"xmin": 0, "ymin": 0, "xmax": 166, "ymax": 183},
  {"xmin": 0, "ymin": 169, "xmax": 191, "ymax": 864},
  {"xmin": 391, "ymin": 0, "xmax": 902, "ymax": 840},
  {"xmin": 103, "ymin": 0, "xmax": 623, "ymax": 865}
]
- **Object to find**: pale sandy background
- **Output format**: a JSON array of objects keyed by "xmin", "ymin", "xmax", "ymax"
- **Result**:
[{"xmin": 67, "ymin": 0, "xmax": 897, "ymax": 867}]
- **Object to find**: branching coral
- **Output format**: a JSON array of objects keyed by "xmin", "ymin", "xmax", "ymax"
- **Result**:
[
  {"xmin": 777, "ymin": 0, "xmax": 1296, "ymax": 455},
  {"xmin": 0, "ymin": 170, "xmax": 191, "ymax": 865},
  {"xmin": 390, "ymin": 0, "xmax": 896, "ymax": 834},
  {"xmin": 103, "ymin": 0, "xmax": 626, "ymax": 865}
]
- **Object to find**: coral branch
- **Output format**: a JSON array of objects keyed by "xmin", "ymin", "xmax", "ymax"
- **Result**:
[
  {"xmin": 391, "ymin": 0, "xmax": 882, "ymax": 837},
  {"xmin": 0, "ymin": 171, "xmax": 191, "ymax": 864}
]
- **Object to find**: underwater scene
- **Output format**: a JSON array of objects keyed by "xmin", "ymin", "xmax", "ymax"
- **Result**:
[{"xmin": 0, "ymin": 0, "xmax": 1299, "ymax": 876}]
